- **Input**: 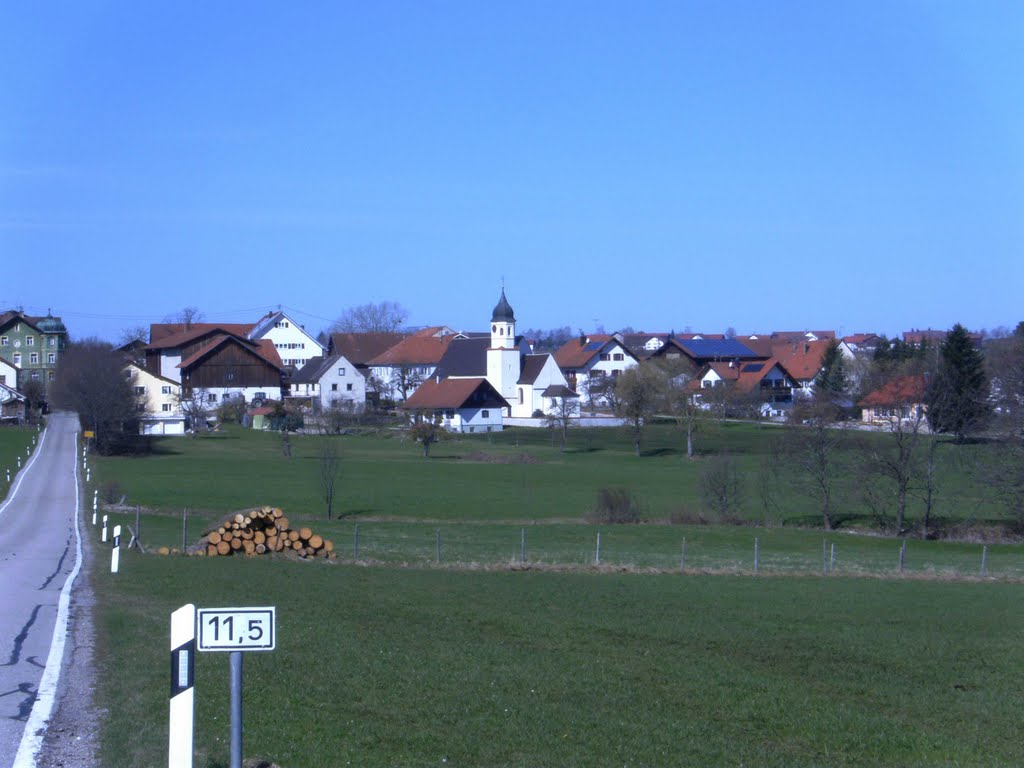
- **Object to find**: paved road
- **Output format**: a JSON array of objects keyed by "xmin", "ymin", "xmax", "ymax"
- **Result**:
[{"xmin": 0, "ymin": 413, "xmax": 82, "ymax": 767}]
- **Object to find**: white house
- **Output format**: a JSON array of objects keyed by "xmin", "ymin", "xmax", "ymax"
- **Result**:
[
  {"xmin": 289, "ymin": 354, "xmax": 366, "ymax": 411},
  {"xmin": 0, "ymin": 358, "xmax": 19, "ymax": 390},
  {"xmin": 402, "ymin": 376, "xmax": 508, "ymax": 433},
  {"xmin": 553, "ymin": 334, "xmax": 639, "ymax": 406},
  {"xmin": 248, "ymin": 311, "xmax": 325, "ymax": 369}
]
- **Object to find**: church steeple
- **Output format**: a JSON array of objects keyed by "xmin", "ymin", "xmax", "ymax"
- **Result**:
[{"xmin": 490, "ymin": 288, "xmax": 516, "ymax": 350}]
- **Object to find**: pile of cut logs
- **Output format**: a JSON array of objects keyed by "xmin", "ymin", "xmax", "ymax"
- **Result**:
[{"xmin": 198, "ymin": 507, "xmax": 335, "ymax": 559}]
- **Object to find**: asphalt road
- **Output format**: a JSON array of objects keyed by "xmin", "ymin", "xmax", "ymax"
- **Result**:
[{"xmin": 0, "ymin": 413, "xmax": 82, "ymax": 767}]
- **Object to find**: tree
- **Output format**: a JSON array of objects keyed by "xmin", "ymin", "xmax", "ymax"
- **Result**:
[
  {"xmin": 701, "ymin": 454, "xmax": 742, "ymax": 521},
  {"xmin": 545, "ymin": 394, "xmax": 579, "ymax": 452},
  {"xmin": 409, "ymin": 417, "xmax": 443, "ymax": 457},
  {"xmin": 20, "ymin": 378, "xmax": 46, "ymax": 423},
  {"xmin": 175, "ymin": 387, "xmax": 211, "ymax": 436},
  {"xmin": 389, "ymin": 365, "xmax": 425, "ymax": 403},
  {"xmin": 332, "ymin": 301, "xmax": 408, "ymax": 334},
  {"xmin": 926, "ymin": 324, "xmax": 991, "ymax": 442},
  {"xmin": 614, "ymin": 364, "xmax": 667, "ymax": 457},
  {"xmin": 814, "ymin": 340, "xmax": 849, "ymax": 402},
  {"xmin": 783, "ymin": 399, "xmax": 846, "ymax": 529},
  {"xmin": 163, "ymin": 307, "xmax": 204, "ymax": 330},
  {"xmin": 316, "ymin": 433, "xmax": 342, "ymax": 519},
  {"xmin": 986, "ymin": 321, "xmax": 1024, "ymax": 441},
  {"xmin": 50, "ymin": 339, "xmax": 144, "ymax": 454},
  {"xmin": 663, "ymin": 368, "xmax": 700, "ymax": 458}
]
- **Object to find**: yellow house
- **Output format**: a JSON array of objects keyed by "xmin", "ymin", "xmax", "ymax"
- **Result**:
[{"xmin": 125, "ymin": 362, "xmax": 187, "ymax": 435}]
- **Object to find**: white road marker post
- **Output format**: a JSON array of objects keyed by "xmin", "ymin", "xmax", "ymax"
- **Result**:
[
  {"xmin": 112, "ymin": 525, "xmax": 122, "ymax": 573},
  {"xmin": 102, "ymin": 515, "xmax": 109, "ymax": 543},
  {"xmin": 595, "ymin": 531, "xmax": 601, "ymax": 565},
  {"xmin": 169, "ymin": 604, "xmax": 196, "ymax": 768},
  {"xmin": 754, "ymin": 537, "xmax": 760, "ymax": 574},
  {"xmin": 5, "ymin": 469, "xmax": 9, "ymax": 483},
  {"xmin": 17, "ymin": 456, "xmax": 21, "ymax": 469}
]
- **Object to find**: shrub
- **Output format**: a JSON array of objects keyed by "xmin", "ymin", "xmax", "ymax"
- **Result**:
[{"xmin": 586, "ymin": 487, "xmax": 642, "ymax": 524}]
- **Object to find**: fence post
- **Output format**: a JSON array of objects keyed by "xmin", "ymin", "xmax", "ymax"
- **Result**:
[
  {"xmin": 754, "ymin": 537, "xmax": 759, "ymax": 574},
  {"xmin": 436, "ymin": 528, "xmax": 441, "ymax": 564},
  {"xmin": 981, "ymin": 545, "xmax": 988, "ymax": 577},
  {"xmin": 680, "ymin": 538, "xmax": 686, "ymax": 572},
  {"xmin": 595, "ymin": 532, "xmax": 601, "ymax": 565},
  {"xmin": 830, "ymin": 543, "xmax": 836, "ymax": 574},
  {"xmin": 354, "ymin": 524, "xmax": 359, "ymax": 560},
  {"xmin": 899, "ymin": 540, "xmax": 907, "ymax": 575},
  {"xmin": 822, "ymin": 539, "xmax": 827, "ymax": 574},
  {"xmin": 521, "ymin": 527, "xmax": 525, "ymax": 564}
]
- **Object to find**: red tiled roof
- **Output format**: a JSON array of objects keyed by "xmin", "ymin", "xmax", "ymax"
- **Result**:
[
  {"xmin": 859, "ymin": 375, "xmax": 928, "ymax": 407},
  {"xmin": 696, "ymin": 358, "xmax": 792, "ymax": 393},
  {"xmin": 771, "ymin": 339, "xmax": 832, "ymax": 382},
  {"xmin": 368, "ymin": 334, "xmax": 454, "ymax": 366},
  {"xmin": 402, "ymin": 377, "xmax": 508, "ymax": 409},
  {"xmin": 148, "ymin": 323, "xmax": 255, "ymax": 349},
  {"xmin": 843, "ymin": 333, "xmax": 881, "ymax": 345},
  {"xmin": 329, "ymin": 332, "xmax": 407, "ymax": 365},
  {"xmin": 553, "ymin": 335, "xmax": 616, "ymax": 368}
]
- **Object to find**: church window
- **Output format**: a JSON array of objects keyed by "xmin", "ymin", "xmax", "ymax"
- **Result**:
[
  {"xmin": 519, "ymin": 389, "xmax": 523, "ymax": 405},
  {"xmin": 492, "ymin": 325, "xmax": 497, "ymax": 333}
]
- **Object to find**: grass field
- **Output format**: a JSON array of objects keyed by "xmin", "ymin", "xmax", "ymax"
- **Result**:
[
  {"xmin": 80, "ymin": 420, "xmax": 1024, "ymax": 766},
  {"xmin": 0, "ymin": 424, "xmax": 40, "ymax": 498},
  {"xmin": 95, "ymin": 553, "xmax": 1024, "ymax": 767}
]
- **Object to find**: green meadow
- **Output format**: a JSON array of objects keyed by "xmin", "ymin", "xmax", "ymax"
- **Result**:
[
  {"xmin": 0, "ymin": 424, "xmax": 39, "ymax": 498},
  {"xmin": 81, "ymin": 421, "xmax": 1024, "ymax": 766}
]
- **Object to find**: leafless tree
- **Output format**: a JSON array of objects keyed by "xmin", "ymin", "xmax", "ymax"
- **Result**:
[
  {"xmin": 175, "ymin": 387, "xmax": 211, "ymax": 436},
  {"xmin": 117, "ymin": 325, "xmax": 150, "ymax": 347},
  {"xmin": 390, "ymin": 365, "xmax": 425, "ymax": 402},
  {"xmin": 163, "ymin": 307, "xmax": 205, "ymax": 330},
  {"xmin": 545, "ymin": 394, "xmax": 579, "ymax": 452},
  {"xmin": 665, "ymin": 373, "xmax": 700, "ymax": 458},
  {"xmin": 783, "ymin": 400, "xmax": 846, "ymax": 529},
  {"xmin": 701, "ymin": 454, "xmax": 743, "ymax": 522},
  {"xmin": 316, "ymin": 433, "xmax": 342, "ymax": 519},
  {"xmin": 614, "ymin": 364, "xmax": 668, "ymax": 457},
  {"xmin": 332, "ymin": 301, "xmax": 408, "ymax": 334}
]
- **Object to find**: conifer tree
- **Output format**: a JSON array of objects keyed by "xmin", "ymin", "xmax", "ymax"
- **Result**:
[
  {"xmin": 926, "ymin": 324, "xmax": 990, "ymax": 442},
  {"xmin": 814, "ymin": 340, "xmax": 849, "ymax": 401}
]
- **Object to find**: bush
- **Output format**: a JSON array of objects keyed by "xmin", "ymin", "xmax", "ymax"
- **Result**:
[{"xmin": 586, "ymin": 487, "xmax": 642, "ymax": 524}]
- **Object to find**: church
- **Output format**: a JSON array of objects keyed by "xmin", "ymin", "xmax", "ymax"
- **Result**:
[{"xmin": 402, "ymin": 290, "xmax": 576, "ymax": 432}]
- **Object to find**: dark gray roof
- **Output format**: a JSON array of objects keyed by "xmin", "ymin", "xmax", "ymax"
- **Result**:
[
  {"xmin": 291, "ymin": 354, "xmax": 343, "ymax": 384},
  {"xmin": 435, "ymin": 337, "xmax": 489, "ymax": 378},
  {"xmin": 542, "ymin": 384, "xmax": 578, "ymax": 398},
  {"xmin": 518, "ymin": 354, "xmax": 548, "ymax": 385},
  {"xmin": 491, "ymin": 289, "xmax": 515, "ymax": 323}
]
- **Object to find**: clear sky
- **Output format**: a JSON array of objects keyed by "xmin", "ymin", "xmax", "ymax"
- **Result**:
[{"xmin": 2, "ymin": 1, "xmax": 1022, "ymax": 343}]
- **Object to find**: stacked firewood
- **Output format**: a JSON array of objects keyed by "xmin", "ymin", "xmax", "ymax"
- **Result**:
[{"xmin": 199, "ymin": 507, "xmax": 335, "ymax": 559}]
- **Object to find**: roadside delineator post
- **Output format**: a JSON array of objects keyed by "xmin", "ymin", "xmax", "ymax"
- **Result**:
[
  {"xmin": 112, "ymin": 525, "xmax": 122, "ymax": 573},
  {"xmin": 169, "ymin": 604, "xmax": 196, "ymax": 768},
  {"xmin": 102, "ymin": 515, "xmax": 109, "ymax": 543}
]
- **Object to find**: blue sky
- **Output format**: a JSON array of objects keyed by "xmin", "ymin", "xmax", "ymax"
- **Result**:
[{"xmin": 2, "ymin": 2, "xmax": 1022, "ymax": 342}]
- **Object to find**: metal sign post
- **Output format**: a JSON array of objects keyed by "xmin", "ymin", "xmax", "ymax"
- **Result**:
[{"xmin": 197, "ymin": 607, "xmax": 276, "ymax": 768}]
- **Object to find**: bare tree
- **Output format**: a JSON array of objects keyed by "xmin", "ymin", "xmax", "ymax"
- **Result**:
[
  {"xmin": 783, "ymin": 400, "xmax": 846, "ymax": 529},
  {"xmin": 390, "ymin": 365, "xmax": 425, "ymax": 403},
  {"xmin": 545, "ymin": 394, "xmax": 580, "ymax": 452},
  {"xmin": 117, "ymin": 325, "xmax": 150, "ymax": 347},
  {"xmin": 332, "ymin": 301, "xmax": 408, "ymax": 334},
  {"xmin": 701, "ymin": 454, "xmax": 743, "ymax": 522},
  {"xmin": 175, "ymin": 388, "xmax": 211, "ymax": 436},
  {"xmin": 163, "ymin": 307, "xmax": 205, "ymax": 330},
  {"xmin": 860, "ymin": 396, "xmax": 929, "ymax": 536},
  {"xmin": 317, "ymin": 433, "xmax": 342, "ymax": 519},
  {"xmin": 615, "ymin": 364, "xmax": 668, "ymax": 457},
  {"xmin": 19, "ymin": 378, "xmax": 46, "ymax": 424}
]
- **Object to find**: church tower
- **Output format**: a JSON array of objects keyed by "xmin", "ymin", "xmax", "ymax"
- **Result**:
[{"xmin": 487, "ymin": 288, "xmax": 520, "ymax": 403}]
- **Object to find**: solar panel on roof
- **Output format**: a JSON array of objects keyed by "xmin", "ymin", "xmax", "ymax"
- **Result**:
[
  {"xmin": 742, "ymin": 363, "xmax": 764, "ymax": 373},
  {"xmin": 680, "ymin": 339, "xmax": 757, "ymax": 358},
  {"xmin": 584, "ymin": 342, "xmax": 604, "ymax": 351}
]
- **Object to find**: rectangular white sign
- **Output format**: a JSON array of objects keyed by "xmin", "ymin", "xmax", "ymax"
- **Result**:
[{"xmin": 196, "ymin": 607, "xmax": 275, "ymax": 652}]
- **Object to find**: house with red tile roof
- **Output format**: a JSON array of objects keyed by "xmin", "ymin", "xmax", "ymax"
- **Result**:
[
  {"xmin": 553, "ymin": 334, "xmax": 638, "ymax": 406},
  {"xmin": 858, "ymin": 375, "xmax": 929, "ymax": 425},
  {"xmin": 690, "ymin": 358, "xmax": 799, "ymax": 418},
  {"xmin": 402, "ymin": 377, "xmax": 508, "ymax": 433},
  {"xmin": 367, "ymin": 328, "xmax": 461, "ymax": 403}
]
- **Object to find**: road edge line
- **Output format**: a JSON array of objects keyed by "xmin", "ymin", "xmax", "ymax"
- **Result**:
[{"xmin": 0, "ymin": 425, "xmax": 50, "ymax": 518}]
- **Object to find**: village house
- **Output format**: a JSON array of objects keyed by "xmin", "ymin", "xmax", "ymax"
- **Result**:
[
  {"xmin": 858, "ymin": 374, "xmax": 929, "ymax": 426},
  {"xmin": 367, "ymin": 327, "xmax": 460, "ymax": 403},
  {"xmin": 288, "ymin": 353, "xmax": 365, "ymax": 412},
  {"xmin": 0, "ymin": 310, "xmax": 68, "ymax": 394},
  {"xmin": 553, "ymin": 334, "xmax": 638, "ymax": 406},
  {"xmin": 124, "ymin": 362, "xmax": 186, "ymax": 435}
]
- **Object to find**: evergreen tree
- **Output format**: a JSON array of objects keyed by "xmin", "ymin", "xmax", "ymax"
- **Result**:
[
  {"xmin": 814, "ymin": 340, "xmax": 849, "ymax": 400},
  {"xmin": 926, "ymin": 324, "xmax": 991, "ymax": 442}
]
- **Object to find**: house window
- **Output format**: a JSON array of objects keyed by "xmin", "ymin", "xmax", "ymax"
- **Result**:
[
  {"xmin": 226, "ymin": 372, "xmax": 235, "ymax": 381},
  {"xmin": 161, "ymin": 385, "xmax": 172, "ymax": 394},
  {"xmin": 331, "ymin": 383, "xmax": 338, "ymax": 391},
  {"xmin": 338, "ymin": 367, "xmax": 345, "ymax": 376},
  {"xmin": 13, "ymin": 353, "xmax": 20, "ymax": 365},
  {"xmin": 26, "ymin": 336, "xmax": 34, "ymax": 346},
  {"xmin": 255, "ymin": 392, "xmax": 267, "ymax": 400},
  {"xmin": 30, "ymin": 353, "xmax": 38, "ymax": 364},
  {"xmin": 482, "ymin": 410, "xmax": 490, "ymax": 418},
  {"xmin": 0, "ymin": 336, "xmax": 7, "ymax": 346},
  {"xmin": 346, "ymin": 383, "xmax": 353, "ymax": 391},
  {"xmin": 162, "ymin": 403, "xmax": 172, "ymax": 412},
  {"xmin": 600, "ymin": 353, "xmax": 610, "ymax": 361},
  {"xmin": 48, "ymin": 337, "xmax": 55, "ymax": 347},
  {"xmin": 137, "ymin": 403, "xmax": 146, "ymax": 412},
  {"xmin": 519, "ymin": 388, "xmax": 523, "ymax": 405},
  {"xmin": 134, "ymin": 386, "xmax": 146, "ymax": 395},
  {"xmin": 613, "ymin": 353, "xmax": 624, "ymax": 361},
  {"xmin": 208, "ymin": 394, "xmax": 217, "ymax": 403},
  {"xmin": 31, "ymin": 371, "xmax": 39, "ymax": 380},
  {"xmin": 47, "ymin": 353, "xmax": 55, "ymax": 364},
  {"xmin": 48, "ymin": 372, "xmax": 54, "ymax": 382},
  {"xmin": 0, "ymin": 375, "xmax": 4, "ymax": 384}
]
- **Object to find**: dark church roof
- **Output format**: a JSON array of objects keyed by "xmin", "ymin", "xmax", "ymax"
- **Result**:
[{"xmin": 491, "ymin": 290, "xmax": 515, "ymax": 323}]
